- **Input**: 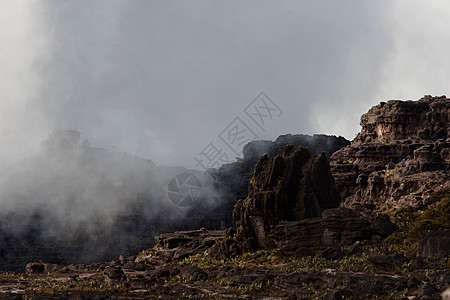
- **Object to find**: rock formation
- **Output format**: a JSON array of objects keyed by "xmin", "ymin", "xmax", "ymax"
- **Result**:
[
  {"xmin": 232, "ymin": 146, "xmax": 341, "ymax": 248},
  {"xmin": 331, "ymin": 95, "xmax": 450, "ymax": 211},
  {"xmin": 231, "ymin": 145, "xmax": 397, "ymax": 253},
  {"xmin": 5, "ymin": 97, "xmax": 449, "ymax": 299},
  {"xmin": 271, "ymin": 207, "xmax": 397, "ymax": 256},
  {"xmin": 212, "ymin": 134, "xmax": 349, "ymax": 203},
  {"xmin": 417, "ymin": 229, "xmax": 450, "ymax": 259}
]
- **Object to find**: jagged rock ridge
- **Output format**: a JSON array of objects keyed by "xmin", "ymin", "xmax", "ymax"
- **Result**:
[
  {"xmin": 209, "ymin": 134, "xmax": 349, "ymax": 228},
  {"xmin": 232, "ymin": 146, "xmax": 341, "ymax": 248},
  {"xmin": 213, "ymin": 134, "xmax": 349, "ymax": 201},
  {"xmin": 232, "ymin": 145, "xmax": 396, "ymax": 253},
  {"xmin": 331, "ymin": 95, "xmax": 450, "ymax": 211}
]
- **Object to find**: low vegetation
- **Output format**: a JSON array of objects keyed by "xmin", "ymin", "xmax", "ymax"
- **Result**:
[{"xmin": 387, "ymin": 188, "xmax": 450, "ymax": 256}]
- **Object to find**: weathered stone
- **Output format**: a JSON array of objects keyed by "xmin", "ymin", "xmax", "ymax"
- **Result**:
[
  {"xmin": 417, "ymin": 229, "xmax": 450, "ymax": 258},
  {"xmin": 368, "ymin": 254, "xmax": 409, "ymax": 268},
  {"xmin": 293, "ymin": 247, "xmax": 316, "ymax": 258},
  {"xmin": 321, "ymin": 246, "xmax": 345, "ymax": 260},
  {"xmin": 25, "ymin": 262, "xmax": 45, "ymax": 274},
  {"xmin": 270, "ymin": 207, "xmax": 397, "ymax": 254},
  {"xmin": 208, "ymin": 237, "xmax": 241, "ymax": 259},
  {"xmin": 324, "ymin": 289, "xmax": 353, "ymax": 300},
  {"xmin": 416, "ymin": 282, "xmax": 438, "ymax": 299},
  {"xmin": 233, "ymin": 146, "xmax": 341, "ymax": 248},
  {"xmin": 104, "ymin": 266, "xmax": 126, "ymax": 280},
  {"xmin": 151, "ymin": 229, "xmax": 227, "ymax": 261},
  {"xmin": 177, "ymin": 264, "xmax": 208, "ymax": 281},
  {"xmin": 147, "ymin": 267, "xmax": 170, "ymax": 278},
  {"xmin": 122, "ymin": 261, "xmax": 147, "ymax": 271},
  {"xmin": 331, "ymin": 95, "xmax": 450, "ymax": 212}
]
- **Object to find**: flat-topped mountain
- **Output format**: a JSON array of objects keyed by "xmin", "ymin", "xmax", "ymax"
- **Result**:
[{"xmin": 331, "ymin": 95, "xmax": 449, "ymax": 211}]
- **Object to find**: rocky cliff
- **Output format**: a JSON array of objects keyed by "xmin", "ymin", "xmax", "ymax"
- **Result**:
[
  {"xmin": 331, "ymin": 95, "xmax": 450, "ymax": 211},
  {"xmin": 232, "ymin": 145, "xmax": 397, "ymax": 254},
  {"xmin": 232, "ymin": 146, "xmax": 341, "ymax": 248},
  {"xmin": 212, "ymin": 134, "xmax": 349, "ymax": 202},
  {"xmin": 208, "ymin": 134, "xmax": 349, "ymax": 229}
]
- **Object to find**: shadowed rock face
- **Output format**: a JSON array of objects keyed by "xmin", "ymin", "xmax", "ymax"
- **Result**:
[
  {"xmin": 233, "ymin": 146, "xmax": 341, "ymax": 247},
  {"xmin": 212, "ymin": 134, "xmax": 350, "ymax": 204},
  {"xmin": 417, "ymin": 229, "xmax": 450, "ymax": 259},
  {"xmin": 203, "ymin": 134, "xmax": 349, "ymax": 231},
  {"xmin": 331, "ymin": 95, "xmax": 450, "ymax": 211},
  {"xmin": 271, "ymin": 207, "xmax": 397, "ymax": 255}
]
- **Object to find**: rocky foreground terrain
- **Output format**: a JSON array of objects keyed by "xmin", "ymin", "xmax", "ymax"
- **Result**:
[{"xmin": 0, "ymin": 95, "xmax": 449, "ymax": 299}]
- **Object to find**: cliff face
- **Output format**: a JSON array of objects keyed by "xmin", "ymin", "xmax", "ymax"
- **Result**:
[
  {"xmin": 356, "ymin": 95, "xmax": 448, "ymax": 142},
  {"xmin": 331, "ymin": 95, "xmax": 450, "ymax": 211},
  {"xmin": 212, "ymin": 134, "xmax": 349, "ymax": 202},
  {"xmin": 209, "ymin": 134, "xmax": 349, "ymax": 229},
  {"xmin": 233, "ymin": 146, "xmax": 341, "ymax": 248}
]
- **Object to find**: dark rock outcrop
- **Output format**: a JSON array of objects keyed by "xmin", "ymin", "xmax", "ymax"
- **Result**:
[
  {"xmin": 368, "ymin": 254, "xmax": 409, "ymax": 268},
  {"xmin": 147, "ymin": 228, "xmax": 239, "ymax": 261},
  {"xmin": 233, "ymin": 146, "xmax": 341, "ymax": 247},
  {"xmin": 146, "ymin": 207, "xmax": 397, "ymax": 262},
  {"xmin": 417, "ymin": 229, "xmax": 450, "ymax": 259},
  {"xmin": 270, "ymin": 207, "xmax": 397, "ymax": 255},
  {"xmin": 213, "ymin": 134, "xmax": 349, "ymax": 202},
  {"xmin": 104, "ymin": 266, "xmax": 126, "ymax": 280},
  {"xmin": 25, "ymin": 262, "xmax": 45, "ymax": 274},
  {"xmin": 331, "ymin": 95, "xmax": 450, "ymax": 211},
  {"xmin": 208, "ymin": 134, "xmax": 350, "ymax": 229}
]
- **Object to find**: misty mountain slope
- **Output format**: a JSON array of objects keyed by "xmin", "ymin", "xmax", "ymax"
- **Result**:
[
  {"xmin": 0, "ymin": 131, "xmax": 214, "ymax": 271},
  {"xmin": 0, "ymin": 131, "xmax": 350, "ymax": 272}
]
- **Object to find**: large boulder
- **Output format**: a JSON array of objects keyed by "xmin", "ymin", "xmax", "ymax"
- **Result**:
[
  {"xmin": 233, "ymin": 145, "xmax": 341, "ymax": 247},
  {"xmin": 271, "ymin": 207, "xmax": 397, "ymax": 255}
]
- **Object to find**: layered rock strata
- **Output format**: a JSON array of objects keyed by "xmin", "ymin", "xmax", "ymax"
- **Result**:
[
  {"xmin": 232, "ymin": 146, "xmax": 341, "ymax": 248},
  {"xmin": 331, "ymin": 95, "xmax": 450, "ymax": 211}
]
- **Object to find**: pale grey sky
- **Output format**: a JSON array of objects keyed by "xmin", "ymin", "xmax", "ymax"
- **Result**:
[{"xmin": 1, "ymin": 1, "xmax": 450, "ymax": 168}]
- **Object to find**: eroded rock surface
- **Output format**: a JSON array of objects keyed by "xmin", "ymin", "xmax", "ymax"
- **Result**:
[
  {"xmin": 151, "ymin": 228, "xmax": 240, "ymax": 260},
  {"xmin": 417, "ymin": 229, "xmax": 450, "ymax": 259},
  {"xmin": 209, "ymin": 134, "xmax": 350, "ymax": 227},
  {"xmin": 271, "ymin": 207, "xmax": 397, "ymax": 255},
  {"xmin": 331, "ymin": 95, "xmax": 450, "ymax": 211},
  {"xmin": 233, "ymin": 146, "xmax": 341, "ymax": 248},
  {"xmin": 213, "ymin": 134, "xmax": 349, "ymax": 200}
]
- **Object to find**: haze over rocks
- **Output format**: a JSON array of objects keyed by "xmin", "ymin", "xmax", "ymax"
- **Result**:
[
  {"xmin": 0, "ymin": 96, "xmax": 449, "ymax": 299},
  {"xmin": 0, "ymin": 130, "xmax": 219, "ymax": 271}
]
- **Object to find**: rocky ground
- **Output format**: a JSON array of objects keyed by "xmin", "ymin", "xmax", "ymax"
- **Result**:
[
  {"xmin": 0, "ymin": 95, "xmax": 449, "ymax": 299},
  {"xmin": 0, "ymin": 226, "xmax": 448, "ymax": 299}
]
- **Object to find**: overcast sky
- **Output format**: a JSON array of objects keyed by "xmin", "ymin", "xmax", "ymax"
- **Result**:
[{"xmin": 1, "ymin": 1, "xmax": 450, "ymax": 168}]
